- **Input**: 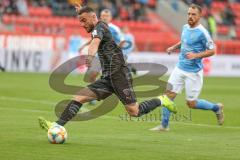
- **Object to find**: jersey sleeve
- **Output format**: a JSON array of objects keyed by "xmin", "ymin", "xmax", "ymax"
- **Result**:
[
  {"xmin": 92, "ymin": 24, "xmax": 104, "ymax": 40},
  {"xmin": 117, "ymin": 28, "xmax": 125, "ymax": 42},
  {"xmin": 109, "ymin": 24, "xmax": 125, "ymax": 43},
  {"xmin": 202, "ymin": 29, "xmax": 215, "ymax": 50}
]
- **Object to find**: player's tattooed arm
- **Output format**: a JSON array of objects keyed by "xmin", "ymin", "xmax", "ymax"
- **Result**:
[
  {"xmin": 86, "ymin": 38, "xmax": 101, "ymax": 67},
  {"xmin": 166, "ymin": 41, "xmax": 181, "ymax": 54},
  {"xmin": 186, "ymin": 49, "xmax": 215, "ymax": 60}
]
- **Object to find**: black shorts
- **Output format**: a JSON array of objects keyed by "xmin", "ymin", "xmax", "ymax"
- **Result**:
[{"xmin": 88, "ymin": 66, "xmax": 136, "ymax": 105}]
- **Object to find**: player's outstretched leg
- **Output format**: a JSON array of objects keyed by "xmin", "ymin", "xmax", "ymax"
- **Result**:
[
  {"xmin": 38, "ymin": 88, "xmax": 97, "ymax": 130},
  {"xmin": 215, "ymin": 103, "xmax": 224, "ymax": 125},
  {"xmin": 55, "ymin": 100, "xmax": 83, "ymax": 126},
  {"xmin": 38, "ymin": 100, "xmax": 83, "ymax": 131},
  {"xmin": 188, "ymin": 99, "xmax": 224, "ymax": 125},
  {"xmin": 149, "ymin": 107, "xmax": 171, "ymax": 131},
  {"xmin": 159, "ymin": 95, "xmax": 177, "ymax": 114},
  {"xmin": 38, "ymin": 117, "xmax": 56, "ymax": 131},
  {"xmin": 149, "ymin": 91, "xmax": 177, "ymax": 131},
  {"xmin": 138, "ymin": 95, "xmax": 177, "ymax": 117},
  {"xmin": 126, "ymin": 95, "xmax": 177, "ymax": 117}
]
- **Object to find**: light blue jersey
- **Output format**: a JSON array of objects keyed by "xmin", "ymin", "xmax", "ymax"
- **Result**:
[
  {"xmin": 69, "ymin": 36, "xmax": 82, "ymax": 53},
  {"xmin": 177, "ymin": 24, "xmax": 215, "ymax": 72},
  {"xmin": 122, "ymin": 33, "xmax": 135, "ymax": 57},
  {"xmin": 109, "ymin": 23, "xmax": 124, "ymax": 44}
]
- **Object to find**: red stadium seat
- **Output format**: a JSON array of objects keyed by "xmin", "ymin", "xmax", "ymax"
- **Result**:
[
  {"xmin": 2, "ymin": 15, "xmax": 11, "ymax": 24},
  {"xmin": 215, "ymin": 40, "xmax": 240, "ymax": 54},
  {"xmin": 148, "ymin": 0, "xmax": 156, "ymax": 8},
  {"xmin": 2, "ymin": 4, "xmax": 240, "ymax": 54},
  {"xmin": 217, "ymin": 25, "xmax": 229, "ymax": 35},
  {"xmin": 28, "ymin": 7, "xmax": 52, "ymax": 17},
  {"xmin": 15, "ymin": 25, "xmax": 32, "ymax": 34},
  {"xmin": 211, "ymin": 1, "xmax": 227, "ymax": 13}
]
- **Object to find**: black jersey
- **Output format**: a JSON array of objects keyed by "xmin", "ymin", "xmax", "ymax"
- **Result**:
[{"xmin": 91, "ymin": 21, "xmax": 126, "ymax": 77}]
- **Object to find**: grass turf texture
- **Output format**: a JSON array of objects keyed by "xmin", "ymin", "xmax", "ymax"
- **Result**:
[{"xmin": 0, "ymin": 73, "xmax": 240, "ymax": 160}]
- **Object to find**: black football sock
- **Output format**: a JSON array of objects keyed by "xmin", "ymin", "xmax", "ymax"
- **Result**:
[
  {"xmin": 137, "ymin": 98, "xmax": 161, "ymax": 117},
  {"xmin": 56, "ymin": 100, "xmax": 82, "ymax": 126},
  {"xmin": 0, "ymin": 65, "xmax": 5, "ymax": 72}
]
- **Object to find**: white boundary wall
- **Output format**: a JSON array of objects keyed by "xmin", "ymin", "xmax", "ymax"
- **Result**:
[
  {"xmin": 0, "ymin": 35, "xmax": 240, "ymax": 77},
  {"xmin": 1, "ymin": 50, "xmax": 240, "ymax": 77},
  {"xmin": 128, "ymin": 53, "xmax": 240, "ymax": 77}
]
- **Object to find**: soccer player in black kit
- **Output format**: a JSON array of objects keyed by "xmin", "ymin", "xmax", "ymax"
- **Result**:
[{"xmin": 38, "ymin": 6, "xmax": 177, "ymax": 130}]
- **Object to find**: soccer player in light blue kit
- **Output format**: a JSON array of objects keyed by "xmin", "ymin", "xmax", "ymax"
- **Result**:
[
  {"xmin": 101, "ymin": 9, "xmax": 125, "ymax": 46},
  {"xmin": 150, "ymin": 4, "xmax": 224, "ymax": 131},
  {"xmin": 122, "ymin": 26, "xmax": 137, "ymax": 74},
  {"xmin": 122, "ymin": 26, "xmax": 135, "ymax": 58}
]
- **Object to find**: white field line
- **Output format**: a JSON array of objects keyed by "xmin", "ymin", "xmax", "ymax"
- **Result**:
[
  {"xmin": 1, "ymin": 96, "xmax": 240, "ymax": 129},
  {"xmin": 0, "ymin": 96, "xmax": 89, "ymax": 112},
  {"xmin": 171, "ymin": 121, "xmax": 240, "ymax": 129},
  {"xmin": 0, "ymin": 96, "xmax": 56, "ymax": 105}
]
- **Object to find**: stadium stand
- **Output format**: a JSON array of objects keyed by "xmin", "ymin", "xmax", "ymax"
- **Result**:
[{"xmin": 0, "ymin": 0, "xmax": 240, "ymax": 54}]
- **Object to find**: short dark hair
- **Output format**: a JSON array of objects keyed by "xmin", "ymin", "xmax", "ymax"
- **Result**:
[
  {"xmin": 101, "ymin": 9, "xmax": 111, "ymax": 14},
  {"xmin": 100, "ymin": 9, "xmax": 112, "ymax": 17},
  {"xmin": 189, "ymin": 4, "xmax": 202, "ymax": 14},
  {"xmin": 78, "ymin": 6, "xmax": 94, "ymax": 15}
]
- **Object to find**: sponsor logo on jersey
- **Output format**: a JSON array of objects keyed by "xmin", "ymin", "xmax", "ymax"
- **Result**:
[{"xmin": 92, "ymin": 30, "xmax": 97, "ymax": 37}]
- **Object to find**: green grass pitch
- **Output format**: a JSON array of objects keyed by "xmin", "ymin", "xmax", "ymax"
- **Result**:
[{"xmin": 0, "ymin": 73, "xmax": 240, "ymax": 160}]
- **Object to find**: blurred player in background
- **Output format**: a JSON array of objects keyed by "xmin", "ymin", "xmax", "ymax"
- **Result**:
[
  {"xmin": 100, "ymin": 9, "xmax": 125, "ymax": 47},
  {"xmin": 38, "ymin": 5, "xmax": 177, "ymax": 131},
  {"xmin": 150, "ymin": 4, "xmax": 224, "ymax": 131},
  {"xmin": 122, "ymin": 25, "xmax": 137, "ymax": 75}
]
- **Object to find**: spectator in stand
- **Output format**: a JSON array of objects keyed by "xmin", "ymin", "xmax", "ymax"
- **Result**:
[
  {"xmin": 15, "ymin": 0, "xmax": 28, "ymax": 16},
  {"xmin": 221, "ymin": 3, "xmax": 237, "ymax": 39},
  {"xmin": 3, "ymin": 0, "xmax": 18, "ymax": 15},
  {"xmin": 221, "ymin": 3, "xmax": 235, "ymax": 25},
  {"xmin": 29, "ymin": 0, "xmax": 48, "ymax": 7},
  {"xmin": 228, "ymin": 25, "xmax": 237, "ymax": 39},
  {"xmin": 191, "ymin": 0, "xmax": 204, "ymax": 6},
  {"xmin": 183, "ymin": 0, "xmax": 212, "ymax": 7},
  {"xmin": 94, "ymin": 0, "xmax": 150, "ymax": 21},
  {"xmin": 137, "ymin": 0, "xmax": 148, "ymax": 5},
  {"xmin": 204, "ymin": 0, "xmax": 212, "ymax": 8},
  {"xmin": 98, "ymin": 0, "xmax": 118, "ymax": 18},
  {"xmin": 0, "ymin": 0, "xmax": 28, "ymax": 16},
  {"xmin": 25, "ymin": 0, "xmax": 153, "ymax": 21},
  {"xmin": 0, "ymin": 3, "xmax": 4, "ymax": 18},
  {"xmin": 170, "ymin": 0, "xmax": 180, "ymax": 11},
  {"xmin": 133, "ymin": 2, "xmax": 146, "ymax": 21},
  {"xmin": 206, "ymin": 10, "xmax": 217, "ymax": 39}
]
